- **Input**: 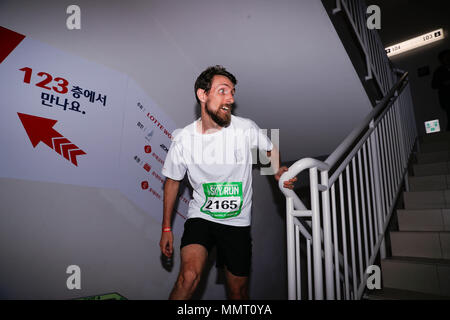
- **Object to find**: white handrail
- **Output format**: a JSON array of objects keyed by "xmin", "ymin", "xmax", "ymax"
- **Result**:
[
  {"xmin": 281, "ymin": 75, "xmax": 416, "ymax": 300},
  {"xmin": 280, "ymin": 0, "xmax": 419, "ymax": 300},
  {"xmin": 278, "ymin": 158, "xmax": 329, "ymax": 208},
  {"xmin": 326, "ymin": 73, "xmax": 408, "ymax": 168},
  {"xmin": 279, "ymin": 158, "xmax": 329, "ymax": 299}
]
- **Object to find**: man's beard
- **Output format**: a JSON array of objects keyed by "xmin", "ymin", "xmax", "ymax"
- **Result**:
[{"xmin": 205, "ymin": 102, "xmax": 232, "ymax": 127}]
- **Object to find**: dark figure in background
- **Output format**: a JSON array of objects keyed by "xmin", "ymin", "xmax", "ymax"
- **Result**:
[{"xmin": 432, "ymin": 49, "xmax": 450, "ymax": 131}]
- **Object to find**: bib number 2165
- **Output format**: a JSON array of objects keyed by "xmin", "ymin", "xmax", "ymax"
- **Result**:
[{"xmin": 201, "ymin": 182, "xmax": 243, "ymax": 219}]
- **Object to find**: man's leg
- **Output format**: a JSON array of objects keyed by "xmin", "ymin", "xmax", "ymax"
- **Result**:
[
  {"xmin": 225, "ymin": 267, "xmax": 249, "ymax": 300},
  {"xmin": 216, "ymin": 223, "xmax": 252, "ymax": 300},
  {"xmin": 169, "ymin": 244, "xmax": 208, "ymax": 300}
]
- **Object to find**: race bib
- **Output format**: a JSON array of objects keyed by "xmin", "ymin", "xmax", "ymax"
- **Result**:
[{"xmin": 200, "ymin": 182, "xmax": 243, "ymax": 219}]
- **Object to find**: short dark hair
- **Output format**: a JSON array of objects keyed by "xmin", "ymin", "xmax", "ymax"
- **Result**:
[
  {"xmin": 438, "ymin": 49, "xmax": 450, "ymax": 63},
  {"xmin": 194, "ymin": 65, "xmax": 237, "ymax": 104}
]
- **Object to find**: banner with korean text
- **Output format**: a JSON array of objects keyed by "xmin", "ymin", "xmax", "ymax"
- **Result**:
[{"xmin": 0, "ymin": 26, "xmax": 189, "ymax": 232}]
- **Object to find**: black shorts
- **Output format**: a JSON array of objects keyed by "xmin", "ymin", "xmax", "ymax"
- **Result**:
[{"xmin": 180, "ymin": 218, "xmax": 252, "ymax": 277}]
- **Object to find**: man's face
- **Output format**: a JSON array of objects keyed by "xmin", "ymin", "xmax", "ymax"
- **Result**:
[{"xmin": 204, "ymin": 75, "xmax": 235, "ymax": 127}]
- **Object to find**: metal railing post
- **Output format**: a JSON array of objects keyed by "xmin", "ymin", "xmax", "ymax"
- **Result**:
[
  {"xmin": 321, "ymin": 170, "xmax": 335, "ymax": 299},
  {"xmin": 369, "ymin": 120, "xmax": 387, "ymax": 259},
  {"xmin": 404, "ymin": 172, "xmax": 410, "ymax": 192},
  {"xmin": 310, "ymin": 167, "xmax": 324, "ymax": 300},
  {"xmin": 286, "ymin": 197, "xmax": 296, "ymax": 300},
  {"xmin": 332, "ymin": 0, "xmax": 342, "ymax": 14}
]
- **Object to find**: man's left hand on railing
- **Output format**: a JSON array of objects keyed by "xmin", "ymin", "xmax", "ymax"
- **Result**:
[{"xmin": 275, "ymin": 166, "xmax": 297, "ymax": 190}]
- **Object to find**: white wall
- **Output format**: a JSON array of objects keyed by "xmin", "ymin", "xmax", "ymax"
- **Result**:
[
  {"xmin": 0, "ymin": 178, "xmax": 177, "ymax": 299},
  {"xmin": 0, "ymin": 171, "xmax": 287, "ymax": 299}
]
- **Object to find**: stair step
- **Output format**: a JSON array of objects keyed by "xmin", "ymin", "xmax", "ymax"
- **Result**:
[
  {"xmin": 416, "ymin": 151, "xmax": 450, "ymax": 164},
  {"xmin": 408, "ymin": 174, "xmax": 449, "ymax": 191},
  {"xmin": 364, "ymin": 287, "xmax": 449, "ymax": 300},
  {"xmin": 381, "ymin": 257, "xmax": 450, "ymax": 297},
  {"xmin": 420, "ymin": 131, "xmax": 450, "ymax": 144},
  {"xmin": 397, "ymin": 209, "xmax": 450, "ymax": 231},
  {"xmin": 403, "ymin": 190, "xmax": 450, "ymax": 209},
  {"xmin": 420, "ymin": 141, "xmax": 450, "ymax": 153},
  {"xmin": 379, "ymin": 134, "xmax": 450, "ymax": 299},
  {"xmin": 390, "ymin": 231, "xmax": 450, "ymax": 259},
  {"xmin": 413, "ymin": 161, "xmax": 450, "ymax": 177}
]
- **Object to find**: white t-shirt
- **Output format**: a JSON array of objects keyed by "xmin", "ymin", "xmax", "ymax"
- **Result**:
[{"xmin": 162, "ymin": 115, "xmax": 273, "ymax": 226}]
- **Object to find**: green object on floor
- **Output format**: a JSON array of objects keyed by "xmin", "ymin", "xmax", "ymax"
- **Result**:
[{"xmin": 75, "ymin": 292, "xmax": 127, "ymax": 300}]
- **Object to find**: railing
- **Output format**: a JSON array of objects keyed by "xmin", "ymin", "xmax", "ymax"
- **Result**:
[
  {"xmin": 280, "ymin": 71, "xmax": 417, "ymax": 300},
  {"xmin": 333, "ymin": 0, "xmax": 394, "ymax": 95},
  {"xmin": 278, "ymin": 0, "xmax": 419, "ymax": 300}
]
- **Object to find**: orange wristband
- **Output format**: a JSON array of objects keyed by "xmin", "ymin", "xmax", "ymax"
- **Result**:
[{"xmin": 162, "ymin": 227, "xmax": 171, "ymax": 232}]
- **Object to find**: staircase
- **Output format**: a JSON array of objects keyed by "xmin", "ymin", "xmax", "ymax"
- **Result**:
[
  {"xmin": 281, "ymin": 0, "xmax": 442, "ymax": 300},
  {"xmin": 367, "ymin": 131, "xmax": 450, "ymax": 299}
]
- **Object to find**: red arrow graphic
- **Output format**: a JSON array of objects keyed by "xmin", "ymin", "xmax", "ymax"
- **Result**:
[
  {"xmin": 17, "ymin": 113, "xmax": 86, "ymax": 166},
  {"xmin": 0, "ymin": 26, "xmax": 25, "ymax": 64},
  {"xmin": 69, "ymin": 149, "xmax": 86, "ymax": 166},
  {"xmin": 53, "ymin": 137, "xmax": 71, "ymax": 154},
  {"xmin": 61, "ymin": 143, "xmax": 77, "ymax": 160}
]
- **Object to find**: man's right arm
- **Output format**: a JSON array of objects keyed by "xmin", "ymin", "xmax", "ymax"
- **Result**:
[{"xmin": 160, "ymin": 177, "xmax": 181, "ymax": 257}]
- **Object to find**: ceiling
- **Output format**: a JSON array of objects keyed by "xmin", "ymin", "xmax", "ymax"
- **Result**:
[{"xmin": 0, "ymin": 0, "xmax": 373, "ymax": 162}]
